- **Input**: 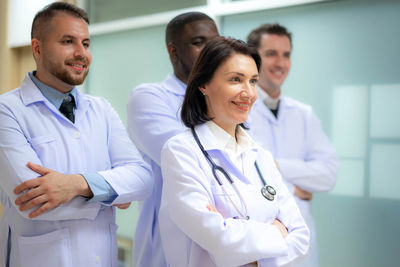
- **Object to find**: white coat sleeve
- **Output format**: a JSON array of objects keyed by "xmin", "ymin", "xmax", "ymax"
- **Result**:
[
  {"xmin": 276, "ymin": 111, "xmax": 339, "ymax": 192},
  {"xmin": 0, "ymin": 103, "xmax": 100, "ymax": 221},
  {"xmin": 127, "ymin": 86, "xmax": 185, "ymax": 166},
  {"xmin": 258, "ymin": 152, "xmax": 310, "ymax": 266},
  {"xmin": 97, "ymin": 99, "xmax": 153, "ymax": 204},
  {"xmin": 161, "ymin": 138, "xmax": 291, "ymax": 267}
]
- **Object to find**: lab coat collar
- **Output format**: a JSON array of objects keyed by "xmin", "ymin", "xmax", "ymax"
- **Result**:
[
  {"xmin": 252, "ymin": 87, "xmax": 296, "ymax": 124},
  {"xmin": 161, "ymin": 74, "xmax": 187, "ymax": 96},
  {"xmin": 20, "ymin": 73, "xmax": 91, "ymax": 123},
  {"xmin": 205, "ymin": 121, "xmax": 257, "ymax": 157},
  {"xmin": 20, "ymin": 74, "xmax": 47, "ymax": 106},
  {"xmin": 194, "ymin": 122, "xmax": 260, "ymax": 183}
]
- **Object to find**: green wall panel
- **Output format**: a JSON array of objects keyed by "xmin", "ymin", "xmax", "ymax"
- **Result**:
[{"xmin": 87, "ymin": 24, "xmax": 172, "ymax": 123}]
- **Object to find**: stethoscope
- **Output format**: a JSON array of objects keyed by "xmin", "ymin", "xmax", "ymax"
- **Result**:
[{"xmin": 191, "ymin": 127, "xmax": 276, "ymax": 220}]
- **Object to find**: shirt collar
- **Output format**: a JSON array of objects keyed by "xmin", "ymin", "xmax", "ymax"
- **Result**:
[
  {"xmin": 205, "ymin": 121, "xmax": 256, "ymax": 155},
  {"xmin": 29, "ymin": 71, "xmax": 77, "ymax": 110},
  {"xmin": 256, "ymin": 85, "xmax": 280, "ymax": 110}
]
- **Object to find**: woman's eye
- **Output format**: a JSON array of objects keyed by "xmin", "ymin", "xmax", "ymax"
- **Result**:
[
  {"xmin": 231, "ymin": 77, "xmax": 240, "ymax": 82},
  {"xmin": 250, "ymin": 79, "xmax": 258, "ymax": 85}
]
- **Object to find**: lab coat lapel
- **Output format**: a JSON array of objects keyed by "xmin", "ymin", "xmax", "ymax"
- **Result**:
[
  {"xmin": 20, "ymin": 74, "xmax": 81, "ymax": 127},
  {"xmin": 275, "ymin": 96, "xmax": 297, "ymax": 123},
  {"xmin": 20, "ymin": 75, "xmax": 66, "ymax": 121},
  {"xmin": 74, "ymin": 89, "xmax": 90, "ymax": 125},
  {"xmin": 242, "ymin": 149, "xmax": 259, "ymax": 181},
  {"xmin": 253, "ymin": 99, "xmax": 277, "ymax": 125}
]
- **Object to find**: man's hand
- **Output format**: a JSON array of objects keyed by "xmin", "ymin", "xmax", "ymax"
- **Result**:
[
  {"xmin": 272, "ymin": 219, "xmax": 288, "ymax": 238},
  {"xmin": 294, "ymin": 186, "xmax": 313, "ymax": 201},
  {"xmin": 113, "ymin": 203, "xmax": 131, "ymax": 209},
  {"xmin": 14, "ymin": 162, "xmax": 93, "ymax": 219}
]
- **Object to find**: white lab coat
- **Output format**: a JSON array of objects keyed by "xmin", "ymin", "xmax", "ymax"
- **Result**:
[
  {"xmin": 0, "ymin": 74, "xmax": 153, "ymax": 267},
  {"xmin": 159, "ymin": 123, "xmax": 310, "ymax": 267},
  {"xmin": 247, "ymin": 95, "xmax": 339, "ymax": 267},
  {"xmin": 127, "ymin": 74, "xmax": 187, "ymax": 267}
]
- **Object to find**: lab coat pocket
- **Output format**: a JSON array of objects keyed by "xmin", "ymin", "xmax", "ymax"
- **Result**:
[
  {"xmin": 18, "ymin": 228, "xmax": 72, "ymax": 267},
  {"xmin": 210, "ymin": 184, "xmax": 243, "ymax": 219},
  {"xmin": 29, "ymin": 135, "xmax": 58, "ymax": 167}
]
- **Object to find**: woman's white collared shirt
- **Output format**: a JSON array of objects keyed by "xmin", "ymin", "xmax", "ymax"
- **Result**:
[{"xmin": 159, "ymin": 122, "xmax": 310, "ymax": 267}]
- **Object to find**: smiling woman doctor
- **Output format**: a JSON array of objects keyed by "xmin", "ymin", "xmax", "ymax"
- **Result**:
[{"xmin": 159, "ymin": 37, "xmax": 309, "ymax": 267}]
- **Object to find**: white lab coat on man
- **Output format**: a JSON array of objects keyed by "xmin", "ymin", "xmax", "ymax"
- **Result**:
[
  {"xmin": 159, "ymin": 122, "xmax": 310, "ymax": 267},
  {"xmin": 0, "ymin": 74, "xmax": 153, "ymax": 267},
  {"xmin": 127, "ymin": 74, "xmax": 187, "ymax": 267},
  {"xmin": 247, "ymin": 91, "xmax": 339, "ymax": 267}
]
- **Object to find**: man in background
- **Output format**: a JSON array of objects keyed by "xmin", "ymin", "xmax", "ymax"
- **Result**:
[
  {"xmin": 127, "ymin": 12, "xmax": 219, "ymax": 267},
  {"xmin": 247, "ymin": 23, "xmax": 339, "ymax": 266},
  {"xmin": 0, "ymin": 3, "xmax": 152, "ymax": 266}
]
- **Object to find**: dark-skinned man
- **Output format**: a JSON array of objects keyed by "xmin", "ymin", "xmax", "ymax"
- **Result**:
[{"xmin": 127, "ymin": 12, "xmax": 219, "ymax": 267}]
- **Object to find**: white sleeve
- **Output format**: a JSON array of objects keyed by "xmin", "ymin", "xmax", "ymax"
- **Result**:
[
  {"xmin": 97, "ymin": 99, "xmax": 153, "ymax": 204},
  {"xmin": 258, "ymin": 151, "xmax": 310, "ymax": 266},
  {"xmin": 277, "ymin": 111, "xmax": 339, "ymax": 192},
  {"xmin": 161, "ymin": 138, "xmax": 291, "ymax": 267}
]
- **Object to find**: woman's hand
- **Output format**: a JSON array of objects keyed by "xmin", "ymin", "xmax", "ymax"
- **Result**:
[{"xmin": 272, "ymin": 219, "xmax": 288, "ymax": 238}]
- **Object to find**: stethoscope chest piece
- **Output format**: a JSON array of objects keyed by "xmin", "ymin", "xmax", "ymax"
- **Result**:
[{"xmin": 261, "ymin": 185, "xmax": 276, "ymax": 201}]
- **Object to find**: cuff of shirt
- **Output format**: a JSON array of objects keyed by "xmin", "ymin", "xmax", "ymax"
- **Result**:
[{"xmin": 82, "ymin": 173, "xmax": 118, "ymax": 204}]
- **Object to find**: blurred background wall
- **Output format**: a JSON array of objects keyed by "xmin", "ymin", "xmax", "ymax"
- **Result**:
[{"xmin": 1, "ymin": 0, "xmax": 399, "ymax": 266}]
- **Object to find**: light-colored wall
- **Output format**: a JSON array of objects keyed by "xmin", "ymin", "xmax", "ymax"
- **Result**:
[
  {"xmin": 0, "ymin": 2, "xmax": 39, "ymax": 94},
  {"xmin": 0, "ymin": 0, "xmax": 31, "ymax": 94}
]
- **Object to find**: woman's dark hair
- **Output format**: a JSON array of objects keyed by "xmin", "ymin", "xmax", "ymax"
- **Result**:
[{"xmin": 181, "ymin": 36, "xmax": 261, "ymax": 128}]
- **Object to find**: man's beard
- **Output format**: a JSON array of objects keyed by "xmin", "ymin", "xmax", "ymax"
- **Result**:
[{"xmin": 44, "ymin": 56, "xmax": 89, "ymax": 86}]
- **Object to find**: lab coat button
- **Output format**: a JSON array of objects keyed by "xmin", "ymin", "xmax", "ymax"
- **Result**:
[
  {"xmin": 95, "ymin": 256, "xmax": 100, "ymax": 263},
  {"xmin": 73, "ymin": 131, "xmax": 80, "ymax": 138}
]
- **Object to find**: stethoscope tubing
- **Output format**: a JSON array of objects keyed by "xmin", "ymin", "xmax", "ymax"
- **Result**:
[
  {"xmin": 191, "ymin": 127, "xmax": 249, "ymax": 218},
  {"xmin": 191, "ymin": 126, "xmax": 276, "ymax": 219}
]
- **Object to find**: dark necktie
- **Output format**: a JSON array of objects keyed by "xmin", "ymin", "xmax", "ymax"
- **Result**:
[{"xmin": 59, "ymin": 94, "xmax": 75, "ymax": 123}]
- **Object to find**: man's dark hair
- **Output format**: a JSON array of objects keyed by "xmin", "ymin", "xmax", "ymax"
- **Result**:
[
  {"xmin": 181, "ymin": 36, "xmax": 261, "ymax": 128},
  {"xmin": 247, "ymin": 23, "xmax": 292, "ymax": 49},
  {"xmin": 31, "ymin": 2, "xmax": 89, "ymax": 40},
  {"xmin": 165, "ymin": 12, "xmax": 214, "ymax": 45}
]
